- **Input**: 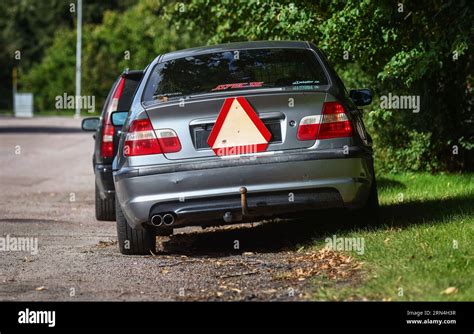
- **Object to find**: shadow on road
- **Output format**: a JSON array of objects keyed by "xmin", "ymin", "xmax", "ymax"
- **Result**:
[
  {"xmin": 160, "ymin": 193, "xmax": 473, "ymax": 257},
  {"xmin": 0, "ymin": 218, "xmax": 55, "ymax": 223},
  {"xmin": 0, "ymin": 126, "xmax": 84, "ymax": 134}
]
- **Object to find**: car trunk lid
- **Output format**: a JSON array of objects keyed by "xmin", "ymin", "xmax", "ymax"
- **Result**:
[{"xmin": 145, "ymin": 90, "xmax": 326, "ymax": 160}]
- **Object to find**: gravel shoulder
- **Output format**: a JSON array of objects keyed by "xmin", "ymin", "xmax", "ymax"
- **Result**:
[{"xmin": 0, "ymin": 117, "xmax": 360, "ymax": 301}]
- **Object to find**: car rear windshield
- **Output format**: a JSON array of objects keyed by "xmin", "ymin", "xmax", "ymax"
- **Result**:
[
  {"xmin": 117, "ymin": 76, "xmax": 142, "ymax": 111},
  {"xmin": 142, "ymin": 48, "xmax": 329, "ymax": 104}
]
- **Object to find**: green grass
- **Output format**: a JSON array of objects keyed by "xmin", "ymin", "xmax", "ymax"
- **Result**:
[
  {"xmin": 0, "ymin": 110, "xmax": 14, "ymax": 116},
  {"xmin": 311, "ymin": 173, "xmax": 474, "ymax": 301}
]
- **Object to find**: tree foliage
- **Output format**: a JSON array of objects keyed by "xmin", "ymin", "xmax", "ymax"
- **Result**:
[
  {"xmin": 15, "ymin": 0, "xmax": 474, "ymax": 171},
  {"xmin": 0, "ymin": 0, "xmax": 136, "ymax": 109},
  {"xmin": 23, "ymin": 0, "xmax": 204, "ymax": 114},
  {"xmin": 169, "ymin": 0, "xmax": 473, "ymax": 171}
]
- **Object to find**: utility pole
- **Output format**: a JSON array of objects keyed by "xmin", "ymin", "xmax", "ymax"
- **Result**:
[
  {"xmin": 12, "ymin": 66, "xmax": 17, "ymax": 96},
  {"xmin": 12, "ymin": 67, "xmax": 17, "ymax": 115},
  {"xmin": 74, "ymin": 0, "xmax": 82, "ymax": 119}
]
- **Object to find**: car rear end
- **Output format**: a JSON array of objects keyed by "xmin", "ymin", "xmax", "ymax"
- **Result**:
[
  {"xmin": 113, "ymin": 41, "xmax": 375, "ymax": 246},
  {"xmin": 92, "ymin": 70, "xmax": 143, "ymax": 220}
]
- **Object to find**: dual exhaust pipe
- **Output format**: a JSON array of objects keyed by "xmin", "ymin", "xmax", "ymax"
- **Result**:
[
  {"xmin": 151, "ymin": 187, "xmax": 249, "ymax": 227},
  {"xmin": 150, "ymin": 213, "xmax": 175, "ymax": 227}
]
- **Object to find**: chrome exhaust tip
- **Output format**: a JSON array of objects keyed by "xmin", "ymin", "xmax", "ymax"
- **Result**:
[
  {"xmin": 151, "ymin": 214, "xmax": 163, "ymax": 226},
  {"xmin": 163, "ymin": 213, "xmax": 174, "ymax": 226}
]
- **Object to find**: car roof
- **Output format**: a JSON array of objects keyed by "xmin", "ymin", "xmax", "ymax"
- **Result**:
[
  {"xmin": 159, "ymin": 40, "xmax": 312, "ymax": 62},
  {"xmin": 121, "ymin": 69, "xmax": 143, "ymax": 80}
]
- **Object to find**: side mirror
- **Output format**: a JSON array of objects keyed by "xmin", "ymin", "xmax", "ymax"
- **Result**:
[
  {"xmin": 81, "ymin": 117, "xmax": 100, "ymax": 131},
  {"xmin": 110, "ymin": 111, "xmax": 128, "ymax": 127},
  {"xmin": 350, "ymin": 89, "xmax": 372, "ymax": 106}
]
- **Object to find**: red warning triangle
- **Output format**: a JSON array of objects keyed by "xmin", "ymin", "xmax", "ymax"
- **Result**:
[{"xmin": 207, "ymin": 97, "xmax": 272, "ymax": 156}]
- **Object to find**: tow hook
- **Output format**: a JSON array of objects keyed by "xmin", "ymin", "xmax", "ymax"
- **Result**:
[{"xmin": 240, "ymin": 186, "xmax": 248, "ymax": 216}]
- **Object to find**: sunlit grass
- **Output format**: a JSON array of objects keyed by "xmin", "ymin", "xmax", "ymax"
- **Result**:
[{"xmin": 311, "ymin": 173, "xmax": 474, "ymax": 301}]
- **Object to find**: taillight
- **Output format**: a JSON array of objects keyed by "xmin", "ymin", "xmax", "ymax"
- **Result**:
[
  {"xmin": 113, "ymin": 77, "xmax": 125, "ymax": 99},
  {"xmin": 124, "ymin": 119, "xmax": 161, "ymax": 156},
  {"xmin": 156, "ymin": 129, "xmax": 181, "ymax": 153},
  {"xmin": 318, "ymin": 102, "xmax": 353, "ymax": 139},
  {"xmin": 124, "ymin": 118, "xmax": 181, "ymax": 156},
  {"xmin": 297, "ymin": 115, "xmax": 321, "ymax": 141},
  {"xmin": 101, "ymin": 77, "xmax": 126, "ymax": 158},
  {"xmin": 101, "ymin": 124, "xmax": 115, "ymax": 158},
  {"xmin": 297, "ymin": 102, "xmax": 352, "ymax": 141}
]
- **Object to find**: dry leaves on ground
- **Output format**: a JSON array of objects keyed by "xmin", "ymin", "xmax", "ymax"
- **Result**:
[
  {"xmin": 441, "ymin": 287, "xmax": 458, "ymax": 295},
  {"xmin": 284, "ymin": 248, "xmax": 363, "ymax": 281},
  {"xmin": 96, "ymin": 240, "xmax": 117, "ymax": 248}
]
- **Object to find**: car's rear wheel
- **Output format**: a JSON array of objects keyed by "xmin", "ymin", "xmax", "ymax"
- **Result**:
[
  {"xmin": 357, "ymin": 174, "xmax": 380, "ymax": 225},
  {"xmin": 95, "ymin": 183, "xmax": 115, "ymax": 221},
  {"xmin": 115, "ymin": 197, "xmax": 156, "ymax": 255}
]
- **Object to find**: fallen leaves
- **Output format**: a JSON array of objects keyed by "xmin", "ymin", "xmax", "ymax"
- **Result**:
[
  {"xmin": 262, "ymin": 288, "xmax": 277, "ymax": 294},
  {"xmin": 214, "ymin": 283, "xmax": 244, "ymax": 299},
  {"xmin": 284, "ymin": 248, "xmax": 363, "ymax": 281},
  {"xmin": 96, "ymin": 240, "xmax": 117, "ymax": 248},
  {"xmin": 441, "ymin": 287, "xmax": 458, "ymax": 295}
]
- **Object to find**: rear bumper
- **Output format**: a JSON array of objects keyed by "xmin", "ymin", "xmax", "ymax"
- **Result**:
[
  {"xmin": 95, "ymin": 164, "xmax": 115, "ymax": 199},
  {"xmin": 149, "ymin": 188, "xmax": 345, "ymax": 228},
  {"xmin": 114, "ymin": 147, "xmax": 373, "ymax": 230}
]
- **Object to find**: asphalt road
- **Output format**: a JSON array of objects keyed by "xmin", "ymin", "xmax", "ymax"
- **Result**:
[{"xmin": 0, "ymin": 116, "xmax": 359, "ymax": 301}]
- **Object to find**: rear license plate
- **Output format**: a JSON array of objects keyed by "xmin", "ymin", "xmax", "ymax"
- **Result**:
[{"xmin": 193, "ymin": 119, "xmax": 282, "ymax": 150}]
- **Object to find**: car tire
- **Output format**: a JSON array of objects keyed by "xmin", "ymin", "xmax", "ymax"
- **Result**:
[
  {"xmin": 115, "ymin": 197, "xmax": 156, "ymax": 255},
  {"xmin": 95, "ymin": 183, "xmax": 115, "ymax": 221},
  {"xmin": 357, "ymin": 174, "xmax": 380, "ymax": 225}
]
